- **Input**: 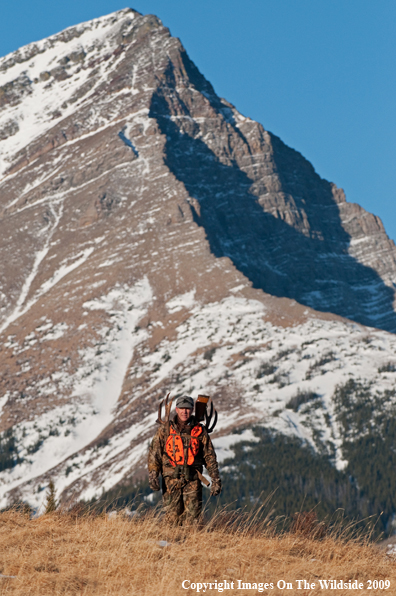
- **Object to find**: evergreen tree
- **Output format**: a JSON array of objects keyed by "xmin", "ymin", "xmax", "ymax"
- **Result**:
[
  {"xmin": 44, "ymin": 479, "xmax": 57, "ymax": 514},
  {"xmin": 0, "ymin": 427, "xmax": 21, "ymax": 471}
]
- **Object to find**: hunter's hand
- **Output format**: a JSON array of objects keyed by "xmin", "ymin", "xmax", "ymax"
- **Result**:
[
  {"xmin": 210, "ymin": 478, "xmax": 222, "ymax": 496},
  {"xmin": 149, "ymin": 471, "xmax": 160, "ymax": 491}
]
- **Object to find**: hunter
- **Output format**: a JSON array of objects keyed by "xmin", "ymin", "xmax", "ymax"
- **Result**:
[{"xmin": 148, "ymin": 395, "xmax": 222, "ymax": 524}]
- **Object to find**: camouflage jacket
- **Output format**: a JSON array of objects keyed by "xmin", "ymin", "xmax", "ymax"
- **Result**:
[{"xmin": 148, "ymin": 414, "xmax": 220, "ymax": 480}]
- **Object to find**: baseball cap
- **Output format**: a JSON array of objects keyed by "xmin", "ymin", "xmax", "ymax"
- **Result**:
[{"xmin": 176, "ymin": 396, "xmax": 194, "ymax": 409}]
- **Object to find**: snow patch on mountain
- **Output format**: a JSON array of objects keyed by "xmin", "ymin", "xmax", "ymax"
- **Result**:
[
  {"xmin": 2, "ymin": 287, "xmax": 396, "ymax": 506},
  {"xmin": 0, "ymin": 198, "xmax": 64, "ymax": 334},
  {"xmin": 213, "ymin": 429, "xmax": 260, "ymax": 465},
  {"xmin": 131, "ymin": 296, "xmax": 396, "ymax": 471},
  {"xmin": 166, "ymin": 290, "xmax": 196, "ymax": 313},
  {"xmin": 0, "ymin": 277, "xmax": 152, "ymax": 507},
  {"xmin": 0, "ymin": 9, "xmax": 139, "ymax": 177}
]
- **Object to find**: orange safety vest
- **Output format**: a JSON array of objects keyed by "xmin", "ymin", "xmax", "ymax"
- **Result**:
[{"xmin": 165, "ymin": 425, "xmax": 203, "ymax": 467}]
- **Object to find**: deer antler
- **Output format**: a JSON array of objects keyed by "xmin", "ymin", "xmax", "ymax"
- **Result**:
[
  {"xmin": 205, "ymin": 398, "xmax": 218, "ymax": 434},
  {"xmin": 156, "ymin": 393, "xmax": 173, "ymax": 425}
]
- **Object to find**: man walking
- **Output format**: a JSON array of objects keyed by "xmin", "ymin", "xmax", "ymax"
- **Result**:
[{"xmin": 148, "ymin": 395, "xmax": 222, "ymax": 524}]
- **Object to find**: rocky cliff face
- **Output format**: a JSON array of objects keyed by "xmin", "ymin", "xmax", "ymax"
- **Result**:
[
  {"xmin": 1, "ymin": 9, "xmax": 396, "ymax": 513},
  {"xmin": 150, "ymin": 57, "xmax": 396, "ymax": 332}
]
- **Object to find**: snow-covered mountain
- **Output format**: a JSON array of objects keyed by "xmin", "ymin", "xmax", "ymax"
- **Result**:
[{"xmin": 1, "ymin": 9, "xmax": 396, "ymax": 523}]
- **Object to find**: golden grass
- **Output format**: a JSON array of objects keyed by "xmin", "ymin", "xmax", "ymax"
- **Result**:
[{"xmin": 0, "ymin": 508, "xmax": 394, "ymax": 595}]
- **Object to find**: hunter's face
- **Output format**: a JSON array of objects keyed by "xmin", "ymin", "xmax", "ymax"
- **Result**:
[{"xmin": 176, "ymin": 407, "xmax": 192, "ymax": 422}]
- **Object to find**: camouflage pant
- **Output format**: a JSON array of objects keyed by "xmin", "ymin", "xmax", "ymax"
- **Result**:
[{"xmin": 162, "ymin": 477, "xmax": 202, "ymax": 525}]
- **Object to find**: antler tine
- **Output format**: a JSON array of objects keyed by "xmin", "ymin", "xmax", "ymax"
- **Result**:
[
  {"xmin": 208, "ymin": 400, "xmax": 213, "ymax": 419},
  {"xmin": 205, "ymin": 399, "xmax": 213, "ymax": 427},
  {"xmin": 156, "ymin": 398, "xmax": 165, "ymax": 425},
  {"xmin": 207, "ymin": 408, "xmax": 218, "ymax": 433},
  {"xmin": 205, "ymin": 398, "xmax": 218, "ymax": 433},
  {"xmin": 164, "ymin": 393, "xmax": 173, "ymax": 422}
]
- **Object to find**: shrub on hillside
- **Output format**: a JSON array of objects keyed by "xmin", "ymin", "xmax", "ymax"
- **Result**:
[{"xmin": 286, "ymin": 389, "xmax": 320, "ymax": 412}]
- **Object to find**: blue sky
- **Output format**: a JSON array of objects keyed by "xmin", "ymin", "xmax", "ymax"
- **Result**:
[{"xmin": 1, "ymin": 1, "xmax": 396, "ymax": 240}]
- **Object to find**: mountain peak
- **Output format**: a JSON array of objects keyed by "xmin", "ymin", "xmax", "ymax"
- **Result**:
[
  {"xmin": 0, "ymin": 9, "xmax": 141, "ymax": 71},
  {"xmin": 0, "ymin": 8, "xmax": 170, "ymax": 178},
  {"xmin": 1, "ymin": 9, "xmax": 396, "ymax": 521}
]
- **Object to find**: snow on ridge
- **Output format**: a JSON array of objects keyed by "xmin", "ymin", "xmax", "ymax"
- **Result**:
[
  {"xmin": 0, "ymin": 8, "xmax": 147, "ymax": 177},
  {"xmin": 0, "ymin": 8, "xmax": 138, "ymax": 71}
]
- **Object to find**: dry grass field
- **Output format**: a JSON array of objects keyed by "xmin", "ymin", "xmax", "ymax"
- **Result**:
[{"xmin": 0, "ymin": 508, "xmax": 395, "ymax": 595}]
